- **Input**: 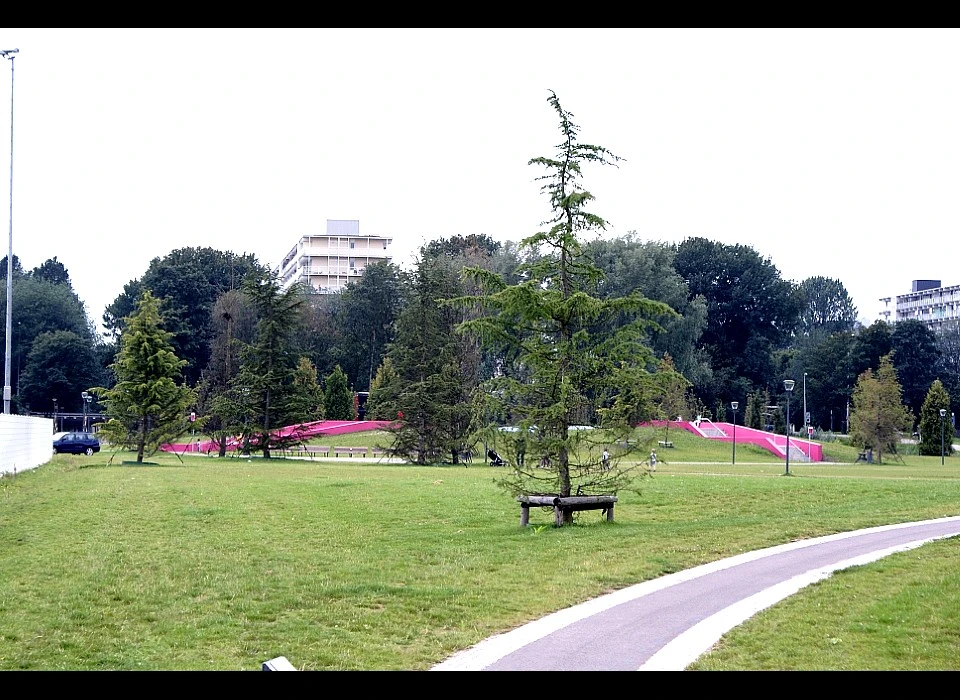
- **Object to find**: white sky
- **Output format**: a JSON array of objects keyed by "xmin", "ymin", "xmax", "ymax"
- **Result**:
[{"xmin": 1, "ymin": 28, "xmax": 957, "ymax": 335}]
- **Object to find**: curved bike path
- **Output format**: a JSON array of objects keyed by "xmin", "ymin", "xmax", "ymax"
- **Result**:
[{"xmin": 431, "ymin": 516, "xmax": 960, "ymax": 671}]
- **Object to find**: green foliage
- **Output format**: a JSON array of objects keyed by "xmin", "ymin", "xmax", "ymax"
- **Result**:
[
  {"xmin": 195, "ymin": 289, "xmax": 259, "ymax": 456},
  {"xmin": 30, "ymin": 257, "xmax": 72, "ymax": 287},
  {"xmin": 288, "ymin": 357, "xmax": 325, "ymax": 422},
  {"xmin": 365, "ymin": 357, "xmax": 400, "ymax": 421},
  {"xmin": 331, "ymin": 261, "xmax": 407, "ymax": 392},
  {"xmin": 92, "ymin": 290, "xmax": 196, "ymax": 463},
  {"xmin": 653, "ymin": 354, "xmax": 692, "ymax": 443},
  {"xmin": 672, "ymin": 237, "xmax": 803, "ymax": 407},
  {"xmin": 323, "ymin": 365, "xmax": 354, "ymax": 421},
  {"xmin": 586, "ymin": 233, "xmax": 710, "ymax": 388},
  {"xmin": 0, "ymin": 273, "xmax": 98, "ymax": 409},
  {"xmin": 422, "ymin": 233, "xmax": 502, "ymax": 261},
  {"xmin": 382, "ymin": 255, "xmax": 474, "ymax": 464},
  {"xmin": 918, "ymin": 379, "xmax": 951, "ymax": 457},
  {"xmin": 848, "ymin": 354, "xmax": 913, "ymax": 463},
  {"xmin": 798, "ymin": 275, "xmax": 858, "ymax": 341},
  {"xmin": 891, "ymin": 319, "xmax": 942, "ymax": 417},
  {"xmin": 849, "ymin": 320, "xmax": 892, "ymax": 378},
  {"xmin": 233, "ymin": 269, "xmax": 306, "ymax": 457},
  {"xmin": 454, "ymin": 91, "xmax": 673, "ymax": 504},
  {"xmin": 17, "ymin": 331, "xmax": 102, "ymax": 414},
  {"xmin": 103, "ymin": 247, "xmax": 266, "ymax": 384}
]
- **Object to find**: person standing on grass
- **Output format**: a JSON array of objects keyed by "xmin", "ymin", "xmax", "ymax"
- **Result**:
[
  {"xmin": 650, "ymin": 449, "xmax": 657, "ymax": 472},
  {"xmin": 601, "ymin": 448, "xmax": 610, "ymax": 470}
]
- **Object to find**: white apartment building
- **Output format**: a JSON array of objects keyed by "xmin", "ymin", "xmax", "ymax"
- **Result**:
[
  {"xmin": 279, "ymin": 220, "xmax": 393, "ymax": 294},
  {"xmin": 880, "ymin": 280, "xmax": 960, "ymax": 328}
]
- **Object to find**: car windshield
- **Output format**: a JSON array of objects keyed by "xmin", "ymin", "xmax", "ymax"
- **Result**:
[{"xmin": 53, "ymin": 432, "xmax": 69, "ymax": 440}]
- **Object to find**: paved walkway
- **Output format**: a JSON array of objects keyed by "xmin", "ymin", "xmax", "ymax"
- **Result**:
[{"xmin": 431, "ymin": 516, "xmax": 960, "ymax": 671}]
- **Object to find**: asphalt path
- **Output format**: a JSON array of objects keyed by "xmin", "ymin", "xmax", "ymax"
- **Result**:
[{"xmin": 431, "ymin": 516, "xmax": 960, "ymax": 671}]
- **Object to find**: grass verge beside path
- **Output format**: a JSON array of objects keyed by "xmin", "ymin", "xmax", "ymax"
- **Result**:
[{"xmin": 1, "ymin": 448, "xmax": 959, "ymax": 670}]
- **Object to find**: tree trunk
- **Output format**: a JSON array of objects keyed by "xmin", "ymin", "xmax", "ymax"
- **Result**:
[{"xmin": 137, "ymin": 416, "xmax": 146, "ymax": 463}]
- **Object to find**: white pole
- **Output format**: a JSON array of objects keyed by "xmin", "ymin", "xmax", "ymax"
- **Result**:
[
  {"xmin": 1, "ymin": 49, "xmax": 16, "ymax": 415},
  {"xmin": 803, "ymin": 372, "xmax": 807, "ymax": 432}
]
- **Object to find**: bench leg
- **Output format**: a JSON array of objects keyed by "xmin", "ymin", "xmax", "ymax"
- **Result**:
[
  {"xmin": 605, "ymin": 504, "xmax": 614, "ymax": 522},
  {"xmin": 554, "ymin": 506, "xmax": 564, "ymax": 528},
  {"xmin": 520, "ymin": 504, "xmax": 529, "ymax": 527}
]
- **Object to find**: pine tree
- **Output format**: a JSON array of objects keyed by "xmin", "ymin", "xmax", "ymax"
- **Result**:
[
  {"xmin": 365, "ymin": 357, "xmax": 400, "ymax": 420},
  {"xmin": 324, "ymin": 365, "xmax": 354, "ymax": 421},
  {"xmin": 234, "ymin": 269, "xmax": 305, "ymax": 458},
  {"xmin": 384, "ymin": 255, "xmax": 472, "ymax": 464},
  {"xmin": 454, "ymin": 91, "xmax": 673, "ymax": 509},
  {"xmin": 288, "ymin": 357, "xmax": 325, "ymax": 422},
  {"xmin": 92, "ymin": 290, "xmax": 196, "ymax": 463},
  {"xmin": 918, "ymin": 379, "xmax": 951, "ymax": 457}
]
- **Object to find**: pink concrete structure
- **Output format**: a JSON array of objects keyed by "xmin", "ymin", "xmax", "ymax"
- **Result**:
[
  {"xmin": 161, "ymin": 419, "xmax": 393, "ymax": 454},
  {"xmin": 650, "ymin": 419, "xmax": 823, "ymax": 462}
]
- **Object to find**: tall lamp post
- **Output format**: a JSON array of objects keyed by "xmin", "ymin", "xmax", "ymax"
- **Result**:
[
  {"xmin": 731, "ymin": 401, "xmax": 738, "ymax": 465},
  {"xmin": 81, "ymin": 391, "xmax": 89, "ymax": 432},
  {"xmin": 803, "ymin": 372, "xmax": 808, "ymax": 435},
  {"xmin": 53, "ymin": 398, "xmax": 58, "ymax": 433},
  {"xmin": 1, "ymin": 48, "xmax": 17, "ymax": 415},
  {"xmin": 940, "ymin": 408, "xmax": 947, "ymax": 466},
  {"xmin": 784, "ymin": 380, "xmax": 795, "ymax": 475}
]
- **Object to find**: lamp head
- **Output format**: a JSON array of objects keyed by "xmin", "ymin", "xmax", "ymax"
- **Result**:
[
  {"xmin": 81, "ymin": 391, "xmax": 89, "ymax": 400},
  {"xmin": 940, "ymin": 409, "xmax": 947, "ymax": 418},
  {"xmin": 783, "ymin": 380, "xmax": 795, "ymax": 392},
  {"xmin": 731, "ymin": 401, "xmax": 739, "ymax": 411}
]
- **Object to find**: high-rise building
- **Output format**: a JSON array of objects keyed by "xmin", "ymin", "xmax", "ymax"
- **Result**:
[
  {"xmin": 279, "ymin": 220, "xmax": 392, "ymax": 293},
  {"xmin": 880, "ymin": 279, "xmax": 960, "ymax": 328}
]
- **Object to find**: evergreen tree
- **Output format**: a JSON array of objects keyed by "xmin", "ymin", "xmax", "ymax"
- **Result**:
[
  {"xmin": 233, "ymin": 269, "xmax": 305, "ymax": 458},
  {"xmin": 324, "ymin": 365, "xmax": 354, "ymax": 420},
  {"xmin": 454, "ymin": 91, "xmax": 672, "ymax": 509},
  {"xmin": 849, "ymin": 354, "xmax": 913, "ymax": 464},
  {"xmin": 365, "ymin": 357, "xmax": 401, "ymax": 421},
  {"xmin": 383, "ymin": 255, "xmax": 471, "ymax": 464},
  {"xmin": 92, "ymin": 291, "xmax": 196, "ymax": 463},
  {"xmin": 288, "ymin": 357, "xmax": 325, "ymax": 422},
  {"xmin": 918, "ymin": 379, "xmax": 951, "ymax": 457}
]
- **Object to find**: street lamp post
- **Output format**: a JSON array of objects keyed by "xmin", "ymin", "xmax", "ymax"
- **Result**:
[
  {"xmin": 940, "ymin": 408, "xmax": 947, "ymax": 466},
  {"xmin": 803, "ymin": 372, "xmax": 808, "ymax": 435},
  {"xmin": 1, "ymin": 48, "xmax": 17, "ymax": 415},
  {"xmin": 53, "ymin": 399, "xmax": 58, "ymax": 433},
  {"xmin": 784, "ymin": 380, "xmax": 795, "ymax": 475},
  {"xmin": 731, "ymin": 401, "xmax": 738, "ymax": 465},
  {"xmin": 81, "ymin": 391, "xmax": 89, "ymax": 432}
]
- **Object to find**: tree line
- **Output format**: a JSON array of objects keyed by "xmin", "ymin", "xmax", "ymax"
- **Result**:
[{"xmin": 4, "ymin": 92, "xmax": 957, "ymax": 474}]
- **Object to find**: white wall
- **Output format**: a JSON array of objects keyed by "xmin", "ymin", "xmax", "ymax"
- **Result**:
[{"xmin": 0, "ymin": 414, "xmax": 53, "ymax": 475}]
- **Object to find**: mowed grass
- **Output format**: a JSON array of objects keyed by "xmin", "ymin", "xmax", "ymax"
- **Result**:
[{"xmin": 1, "ymin": 429, "xmax": 959, "ymax": 670}]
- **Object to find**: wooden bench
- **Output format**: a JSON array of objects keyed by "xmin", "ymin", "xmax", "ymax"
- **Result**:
[
  {"xmin": 333, "ymin": 446, "xmax": 368, "ymax": 458},
  {"xmin": 658, "ymin": 440, "xmax": 674, "ymax": 448},
  {"xmin": 518, "ymin": 494, "xmax": 618, "ymax": 527}
]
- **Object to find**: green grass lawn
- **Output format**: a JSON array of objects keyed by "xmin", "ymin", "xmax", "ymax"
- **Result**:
[{"xmin": 1, "ymin": 431, "xmax": 959, "ymax": 670}]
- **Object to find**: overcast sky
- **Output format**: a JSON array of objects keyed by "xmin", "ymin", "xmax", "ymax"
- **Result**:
[{"xmin": 1, "ymin": 28, "xmax": 957, "ymax": 335}]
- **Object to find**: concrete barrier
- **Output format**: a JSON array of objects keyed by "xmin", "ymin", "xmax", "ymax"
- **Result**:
[{"xmin": 0, "ymin": 414, "xmax": 53, "ymax": 476}]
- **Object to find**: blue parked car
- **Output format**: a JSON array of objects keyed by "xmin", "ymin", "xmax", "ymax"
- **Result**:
[{"xmin": 52, "ymin": 431, "xmax": 101, "ymax": 456}]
